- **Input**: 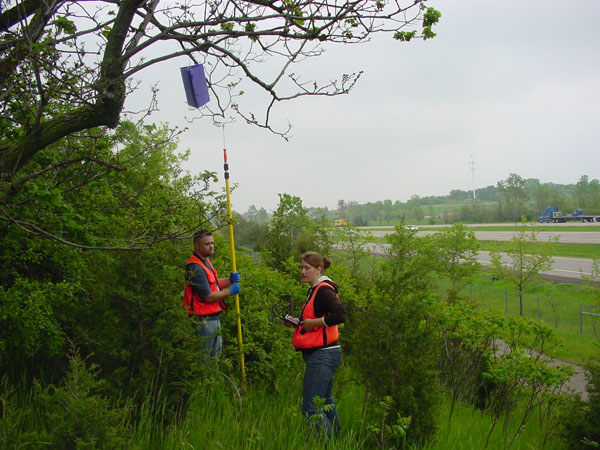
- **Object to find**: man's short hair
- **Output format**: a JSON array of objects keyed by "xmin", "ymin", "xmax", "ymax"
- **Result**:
[{"xmin": 193, "ymin": 230, "xmax": 212, "ymax": 242}]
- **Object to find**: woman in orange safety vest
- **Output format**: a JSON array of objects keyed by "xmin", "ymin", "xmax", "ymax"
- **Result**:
[{"xmin": 282, "ymin": 251, "xmax": 347, "ymax": 439}]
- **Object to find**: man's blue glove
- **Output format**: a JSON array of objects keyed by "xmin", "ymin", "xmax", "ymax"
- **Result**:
[
  {"xmin": 229, "ymin": 272, "xmax": 241, "ymax": 283},
  {"xmin": 229, "ymin": 283, "xmax": 241, "ymax": 295}
]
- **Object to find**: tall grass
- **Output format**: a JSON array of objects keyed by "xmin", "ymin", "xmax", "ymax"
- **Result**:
[
  {"xmin": 422, "ymin": 398, "xmax": 567, "ymax": 450},
  {"xmin": 131, "ymin": 364, "xmax": 570, "ymax": 450},
  {"xmin": 136, "ymin": 366, "xmax": 370, "ymax": 449}
]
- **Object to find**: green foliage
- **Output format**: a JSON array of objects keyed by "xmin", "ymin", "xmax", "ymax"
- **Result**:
[
  {"xmin": 232, "ymin": 211, "xmax": 267, "ymax": 250},
  {"xmin": 346, "ymin": 225, "xmax": 440, "ymax": 445},
  {"xmin": 34, "ymin": 347, "xmax": 134, "ymax": 449},
  {"xmin": 421, "ymin": 7, "xmax": 442, "ymax": 40},
  {"xmin": 558, "ymin": 362, "xmax": 600, "ymax": 449},
  {"xmin": 0, "ymin": 120, "xmax": 219, "ymax": 409},
  {"xmin": 0, "ymin": 376, "xmax": 39, "ymax": 448},
  {"xmin": 490, "ymin": 220, "xmax": 556, "ymax": 315},
  {"xmin": 438, "ymin": 302, "xmax": 501, "ymax": 423},
  {"xmin": 0, "ymin": 278, "xmax": 69, "ymax": 363},
  {"xmin": 366, "ymin": 395, "xmax": 411, "ymax": 449},
  {"xmin": 394, "ymin": 30, "xmax": 417, "ymax": 42},
  {"xmin": 327, "ymin": 174, "xmax": 600, "ymax": 226},
  {"xmin": 497, "ymin": 173, "xmax": 529, "ymax": 221},
  {"xmin": 581, "ymin": 258, "xmax": 600, "ymax": 291},
  {"xmin": 307, "ymin": 395, "xmax": 336, "ymax": 439},
  {"xmin": 75, "ymin": 243, "xmax": 201, "ymax": 407},
  {"xmin": 424, "ymin": 223, "xmax": 481, "ymax": 301},
  {"xmin": 1, "ymin": 112, "xmax": 593, "ymax": 448},
  {"xmin": 259, "ymin": 193, "xmax": 331, "ymax": 271},
  {"xmin": 330, "ymin": 226, "xmax": 376, "ymax": 294},
  {"xmin": 481, "ymin": 316, "xmax": 573, "ymax": 449},
  {"xmin": 2, "ymin": 121, "xmax": 221, "ymax": 250},
  {"xmin": 219, "ymin": 251, "xmax": 305, "ymax": 387},
  {"xmin": 437, "ymin": 298, "xmax": 574, "ymax": 447}
]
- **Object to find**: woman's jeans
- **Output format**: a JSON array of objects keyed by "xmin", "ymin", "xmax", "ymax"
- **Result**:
[{"xmin": 302, "ymin": 347, "xmax": 342, "ymax": 438}]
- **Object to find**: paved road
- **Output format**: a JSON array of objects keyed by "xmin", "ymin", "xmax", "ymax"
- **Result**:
[
  {"xmin": 362, "ymin": 227, "xmax": 597, "ymax": 282},
  {"xmin": 477, "ymin": 251, "xmax": 593, "ymax": 281}
]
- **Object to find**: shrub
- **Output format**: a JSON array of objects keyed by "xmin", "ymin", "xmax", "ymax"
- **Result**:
[
  {"xmin": 559, "ymin": 362, "xmax": 600, "ymax": 449},
  {"xmin": 346, "ymin": 226, "xmax": 441, "ymax": 445},
  {"xmin": 36, "ymin": 347, "xmax": 134, "ymax": 449}
]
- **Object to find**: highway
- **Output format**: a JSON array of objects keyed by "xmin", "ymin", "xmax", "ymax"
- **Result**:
[
  {"xmin": 477, "ymin": 251, "xmax": 593, "ymax": 282},
  {"xmin": 360, "ymin": 227, "xmax": 598, "ymax": 282},
  {"xmin": 364, "ymin": 227, "xmax": 600, "ymax": 245}
]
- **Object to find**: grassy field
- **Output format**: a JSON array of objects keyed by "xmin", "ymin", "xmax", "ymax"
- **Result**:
[
  {"xmin": 365, "ymin": 225, "xmax": 600, "ymax": 232},
  {"xmin": 477, "ymin": 241, "xmax": 600, "ymax": 259},
  {"xmin": 367, "ymin": 229, "xmax": 600, "ymax": 260},
  {"xmin": 446, "ymin": 275, "xmax": 600, "ymax": 366}
]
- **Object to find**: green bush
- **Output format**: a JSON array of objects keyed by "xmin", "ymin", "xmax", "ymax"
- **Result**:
[
  {"xmin": 35, "ymin": 348, "xmax": 134, "ymax": 449},
  {"xmin": 73, "ymin": 243, "xmax": 202, "ymax": 410},
  {"xmin": 559, "ymin": 363, "xmax": 600, "ymax": 449},
  {"xmin": 219, "ymin": 252, "xmax": 305, "ymax": 388},
  {"xmin": 346, "ymin": 226, "xmax": 441, "ymax": 445}
]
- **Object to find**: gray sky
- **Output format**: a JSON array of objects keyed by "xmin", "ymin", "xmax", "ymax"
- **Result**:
[{"xmin": 126, "ymin": 0, "xmax": 600, "ymax": 213}]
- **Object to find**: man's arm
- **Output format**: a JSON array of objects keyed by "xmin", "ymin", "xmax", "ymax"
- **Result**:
[
  {"xmin": 218, "ymin": 277, "xmax": 232, "ymax": 289},
  {"xmin": 204, "ymin": 287, "xmax": 237, "ymax": 303},
  {"xmin": 186, "ymin": 263, "xmax": 238, "ymax": 303}
]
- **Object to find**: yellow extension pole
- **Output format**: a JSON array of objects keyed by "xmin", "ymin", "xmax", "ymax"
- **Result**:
[{"xmin": 223, "ymin": 148, "xmax": 246, "ymax": 391}]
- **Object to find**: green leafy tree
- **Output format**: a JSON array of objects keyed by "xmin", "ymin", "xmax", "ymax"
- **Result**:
[
  {"xmin": 0, "ymin": 121, "xmax": 214, "ymax": 400},
  {"xmin": 497, "ymin": 173, "xmax": 528, "ymax": 221},
  {"xmin": 259, "ymin": 193, "xmax": 330, "ymax": 271},
  {"xmin": 575, "ymin": 175, "xmax": 591, "ymax": 210},
  {"xmin": 242, "ymin": 205, "xmax": 270, "ymax": 226},
  {"xmin": 589, "ymin": 179, "xmax": 600, "ymax": 211},
  {"xmin": 0, "ymin": 0, "xmax": 440, "ymax": 183},
  {"xmin": 483, "ymin": 317, "xmax": 573, "ymax": 449},
  {"xmin": 330, "ymin": 225, "xmax": 375, "ymax": 294},
  {"xmin": 231, "ymin": 211, "xmax": 267, "ymax": 250},
  {"xmin": 411, "ymin": 205, "xmax": 424, "ymax": 223},
  {"xmin": 490, "ymin": 220, "xmax": 556, "ymax": 316},
  {"xmin": 0, "ymin": 121, "xmax": 221, "ymax": 250},
  {"xmin": 425, "ymin": 222, "xmax": 480, "ymax": 301},
  {"xmin": 437, "ymin": 302, "xmax": 500, "ymax": 424}
]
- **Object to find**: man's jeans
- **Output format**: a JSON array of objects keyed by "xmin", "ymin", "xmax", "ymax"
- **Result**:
[
  {"xmin": 301, "ymin": 347, "xmax": 342, "ymax": 438},
  {"xmin": 194, "ymin": 316, "xmax": 222, "ymax": 361}
]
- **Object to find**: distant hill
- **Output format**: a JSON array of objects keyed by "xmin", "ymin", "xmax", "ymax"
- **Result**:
[{"xmin": 308, "ymin": 175, "xmax": 599, "ymax": 226}]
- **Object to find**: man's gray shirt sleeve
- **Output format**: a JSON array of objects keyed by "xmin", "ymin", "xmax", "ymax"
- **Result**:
[{"xmin": 185, "ymin": 263, "xmax": 211, "ymax": 299}]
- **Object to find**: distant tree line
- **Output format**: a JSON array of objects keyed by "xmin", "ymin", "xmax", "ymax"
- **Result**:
[{"xmin": 240, "ymin": 173, "xmax": 599, "ymax": 226}]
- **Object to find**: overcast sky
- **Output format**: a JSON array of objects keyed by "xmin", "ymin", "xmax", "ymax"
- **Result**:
[{"xmin": 125, "ymin": 0, "xmax": 600, "ymax": 213}]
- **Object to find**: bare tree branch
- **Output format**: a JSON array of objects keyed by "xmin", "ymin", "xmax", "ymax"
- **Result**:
[{"xmin": 1, "ymin": 0, "xmax": 436, "ymax": 178}]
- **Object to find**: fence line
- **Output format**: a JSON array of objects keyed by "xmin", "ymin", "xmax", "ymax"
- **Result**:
[{"xmin": 438, "ymin": 280, "xmax": 600, "ymax": 340}]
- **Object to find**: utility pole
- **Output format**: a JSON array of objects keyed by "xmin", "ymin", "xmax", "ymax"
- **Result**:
[{"xmin": 469, "ymin": 154, "xmax": 476, "ymax": 201}]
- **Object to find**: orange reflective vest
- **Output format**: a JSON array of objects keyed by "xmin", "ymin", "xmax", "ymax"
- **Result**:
[
  {"xmin": 182, "ymin": 254, "xmax": 226, "ymax": 316},
  {"xmin": 292, "ymin": 282, "xmax": 339, "ymax": 350}
]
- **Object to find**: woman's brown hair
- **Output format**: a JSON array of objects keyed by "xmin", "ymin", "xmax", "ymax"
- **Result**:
[{"xmin": 301, "ymin": 251, "xmax": 331, "ymax": 271}]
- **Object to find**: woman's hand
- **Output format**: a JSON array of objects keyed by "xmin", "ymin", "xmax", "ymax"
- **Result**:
[
  {"xmin": 281, "ymin": 315, "xmax": 299, "ymax": 328},
  {"xmin": 300, "ymin": 318, "xmax": 325, "ymax": 332}
]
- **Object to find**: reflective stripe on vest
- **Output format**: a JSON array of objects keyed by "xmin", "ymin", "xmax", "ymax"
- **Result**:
[
  {"xmin": 292, "ymin": 282, "xmax": 339, "ymax": 350},
  {"xmin": 182, "ymin": 254, "xmax": 226, "ymax": 316}
]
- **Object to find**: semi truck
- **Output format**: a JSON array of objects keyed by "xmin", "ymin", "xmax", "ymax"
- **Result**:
[{"xmin": 538, "ymin": 206, "xmax": 600, "ymax": 223}]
